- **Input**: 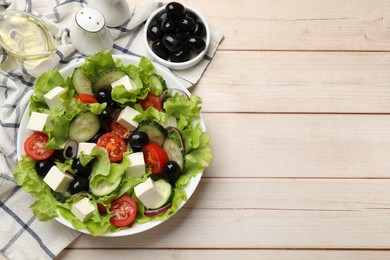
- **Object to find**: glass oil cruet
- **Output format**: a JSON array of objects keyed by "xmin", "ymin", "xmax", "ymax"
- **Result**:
[{"xmin": 0, "ymin": 10, "xmax": 56, "ymax": 60}]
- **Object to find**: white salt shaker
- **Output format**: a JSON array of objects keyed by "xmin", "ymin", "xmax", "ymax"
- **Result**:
[
  {"xmin": 70, "ymin": 7, "xmax": 113, "ymax": 56},
  {"xmin": 88, "ymin": 0, "xmax": 131, "ymax": 27}
]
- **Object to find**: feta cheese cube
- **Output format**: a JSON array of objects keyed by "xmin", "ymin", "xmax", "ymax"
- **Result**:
[
  {"xmin": 111, "ymin": 75, "xmax": 137, "ymax": 92},
  {"xmin": 116, "ymin": 106, "xmax": 140, "ymax": 131},
  {"xmin": 44, "ymin": 86, "xmax": 66, "ymax": 110},
  {"xmin": 125, "ymin": 152, "xmax": 146, "ymax": 178},
  {"xmin": 77, "ymin": 142, "xmax": 96, "ymax": 157},
  {"xmin": 27, "ymin": 112, "xmax": 52, "ymax": 132},
  {"xmin": 43, "ymin": 165, "xmax": 74, "ymax": 193},
  {"xmin": 134, "ymin": 177, "xmax": 163, "ymax": 209},
  {"xmin": 71, "ymin": 197, "xmax": 96, "ymax": 222}
]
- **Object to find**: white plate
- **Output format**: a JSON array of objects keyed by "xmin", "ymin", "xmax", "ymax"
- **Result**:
[{"xmin": 17, "ymin": 54, "xmax": 205, "ymax": 237}]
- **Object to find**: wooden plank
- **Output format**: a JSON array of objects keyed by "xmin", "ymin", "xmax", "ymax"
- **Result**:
[
  {"xmin": 70, "ymin": 179, "xmax": 390, "ymax": 249},
  {"xmin": 193, "ymin": 51, "xmax": 390, "ymax": 113},
  {"xmin": 58, "ymin": 249, "xmax": 390, "ymax": 260},
  {"xmin": 182, "ymin": 0, "xmax": 390, "ymax": 51},
  {"xmin": 72, "ymin": 208, "xmax": 390, "ymax": 249},
  {"xmin": 203, "ymin": 113, "xmax": 390, "ymax": 178}
]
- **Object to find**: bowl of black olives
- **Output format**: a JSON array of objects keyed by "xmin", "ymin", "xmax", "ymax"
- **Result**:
[{"xmin": 144, "ymin": 2, "xmax": 210, "ymax": 70}]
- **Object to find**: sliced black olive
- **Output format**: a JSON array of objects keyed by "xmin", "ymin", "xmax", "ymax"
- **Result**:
[
  {"xmin": 185, "ymin": 9, "xmax": 198, "ymax": 21},
  {"xmin": 176, "ymin": 16, "xmax": 195, "ymax": 33},
  {"xmin": 161, "ymin": 18, "xmax": 176, "ymax": 33},
  {"xmin": 63, "ymin": 139, "xmax": 78, "ymax": 160},
  {"xmin": 72, "ymin": 158, "xmax": 93, "ymax": 176},
  {"xmin": 147, "ymin": 21, "xmax": 163, "ymax": 41},
  {"xmin": 162, "ymin": 34, "xmax": 183, "ymax": 53},
  {"xmin": 187, "ymin": 36, "xmax": 206, "ymax": 52},
  {"xmin": 193, "ymin": 22, "xmax": 206, "ymax": 37},
  {"xmin": 155, "ymin": 10, "xmax": 168, "ymax": 23},
  {"xmin": 165, "ymin": 2, "xmax": 186, "ymax": 18},
  {"xmin": 127, "ymin": 131, "xmax": 149, "ymax": 152},
  {"xmin": 68, "ymin": 176, "xmax": 89, "ymax": 194},
  {"xmin": 35, "ymin": 160, "xmax": 55, "ymax": 177},
  {"xmin": 162, "ymin": 160, "xmax": 181, "ymax": 184},
  {"xmin": 170, "ymin": 48, "xmax": 191, "ymax": 62},
  {"xmin": 152, "ymin": 39, "xmax": 170, "ymax": 60}
]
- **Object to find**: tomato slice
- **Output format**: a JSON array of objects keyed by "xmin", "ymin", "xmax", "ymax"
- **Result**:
[
  {"xmin": 76, "ymin": 94, "xmax": 98, "ymax": 104},
  {"xmin": 137, "ymin": 92, "xmax": 163, "ymax": 111},
  {"xmin": 97, "ymin": 203, "xmax": 107, "ymax": 214},
  {"xmin": 96, "ymin": 132, "xmax": 127, "ymax": 162},
  {"xmin": 109, "ymin": 112, "xmax": 131, "ymax": 139},
  {"xmin": 109, "ymin": 195, "xmax": 137, "ymax": 227},
  {"xmin": 142, "ymin": 143, "xmax": 169, "ymax": 174},
  {"xmin": 24, "ymin": 132, "xmax": 54, "ymax": 161}
]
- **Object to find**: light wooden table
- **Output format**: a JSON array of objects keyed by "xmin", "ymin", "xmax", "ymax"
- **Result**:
[{"xmin": 58, "ymin": 0, "xmax": 390, "ymax": 259}]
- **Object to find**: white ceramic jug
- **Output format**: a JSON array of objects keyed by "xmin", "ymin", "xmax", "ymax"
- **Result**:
[
  {"xmin": 70, "ymin": 7, "xmax": 113, "ymax": 56},
  {"xmin": 88, "ymin": 0, "xmax": 131, "ymax": 27}
]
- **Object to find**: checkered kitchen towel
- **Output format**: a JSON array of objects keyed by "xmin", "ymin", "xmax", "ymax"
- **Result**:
[{"xmin": 0, "ymin": 0, "xmax": 224, "ymax": 259}]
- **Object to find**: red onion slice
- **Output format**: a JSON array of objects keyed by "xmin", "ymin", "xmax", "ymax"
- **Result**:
[
  {"xmin": 166, "ymin": 126, "xmax": 186, "ymax": 154},
  {"xmin": 144, "ymin": 203, "xmax": 172, "ymax": 217}
]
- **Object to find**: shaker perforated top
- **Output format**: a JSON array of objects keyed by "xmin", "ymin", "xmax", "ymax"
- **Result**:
[{"xmin": 75, "ymin": 7, "xmax": 105, "ymax": 33}]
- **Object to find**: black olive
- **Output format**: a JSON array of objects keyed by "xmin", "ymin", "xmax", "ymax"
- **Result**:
[
  {"xmin": 35, "ymin": 160, "xmax": 55, "ymax": 177},
  {"xmin": 151, "ymin": 39, "xmax": 170, "ymax": 60},
  {"xmin": 72, "ymin": 158, "xmax": 93, "ymax": 176},
  {"xmin": 162, "ymin": 34, "xmax": 183, "ymax": 53},
  {"xmin": 68, "ymin": 176, "xmax": 89, "ymax": 194},
  {"xmin": 187, "ymin": 36, "xmax": 206, "ymax": 52},
  {"xmin": 147, "ymin": 21, "xmax": 163, "ymax": 41},
  {"xmin": 175, "ymin": 32, "xmax": 189, "ymax": 44},
  {"xmin": 127, "ymin": 131, "xmax": 149, "ymax": 152},
  {"xmin": 193, "ymin": 22, "xmax": 206, "ymax": 37},
  {"xmin": 53, "ymin": 149, "xmax": 66, "ymax": 162},
  {"xmin": 185, "ymin": 9, "xmax": 198, "ymax": 21},
  {"xmin": 99, "ymin": 106, "xmax": 114, "ymax": 122},
  {"xmin": 155, "ymin": 10, "xmax": 168, "ymax": 23},
  {"xmin": 176, "ymin": 16, "xmax": 195, "ymax": 33},
  {"xmin": 161, "ymin": 18, "xmax": 176, "ymax": 33},
  {"xmin": 96, "ymin": 89, "xmax": 115, "ymax": 105},
  {"xmin": 165, "ymin": 2, "xmax": 186, "ymax": 18},
  {"xmin": 90, "ymin": 128, "xmax": 106, "ymax": 143},
  {"xmin": 162, "ymin": 160, "xmax": 181, "ymax": 184},
  {"xmin": 170, "ymin": 48, "xmax": 191, "ymax": 62},
  {"xmin": 63, "ymin": 140, "xmax": 78, "ymax": 160}
]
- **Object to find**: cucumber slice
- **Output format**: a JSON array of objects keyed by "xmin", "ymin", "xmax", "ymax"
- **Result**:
[
  {"xmin": 89, "ymin": 177, "xmax": 122, "ymax": 196},
  {"xmin": 163, "ymin": 138, "xmax": 184, "ymax": 170},
  {"xmin": 149, "ymin": 75, "xmax": 165, "ymax": 95},
  {"xmin": 148, "ymin": 179, "xmax": 172, "ymax": 209},
  {"xmin": 72, "ymin": 67, "xmax": 93, "ymax": 95},
  {"xmin": 68, "ymin": 112, "xmax": 100, "ymax": 142},
  {"xmin": 93, "ymin": 69, "xmax": 127, "ymax": 93},
  {"xmin": 137, "ymin": 120, "xmax": 168, "ymax": 146}
]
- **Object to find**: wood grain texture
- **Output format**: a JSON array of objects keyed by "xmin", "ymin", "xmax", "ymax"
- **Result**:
[{"xmin": 193, "ymin": 51, "xmax": 390, "ymax": 113}]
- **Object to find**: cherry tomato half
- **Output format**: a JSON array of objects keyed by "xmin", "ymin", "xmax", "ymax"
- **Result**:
[
  {"xmin": 24, "ymin": 132, "xmax": 54, "ymax": 161},
  {"xmin": 142, "ymin": 143, "xmax": 169, "ymax": 174},
  {"xmin": 137, "ymin": 92, "xmax": 163, "ymax": 111},
  {"xmin": 96, "ymin": 132, "xmax": 127, "ymax": 163},
  {"xmin": 109, "ymin": 112, "xmax": 131, "ymax": 139},
  {"xmin": 109, "ymin": 195, "xmax": 137, "ymax": 227},
  {"xmin": 75, "ymin": 94, "xmax": 98, "ymax": 104}
]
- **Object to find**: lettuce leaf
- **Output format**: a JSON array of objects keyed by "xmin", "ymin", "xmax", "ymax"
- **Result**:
[{"xmin": 13, "ymin": 156, "xmax": 58, "ymax": 220}]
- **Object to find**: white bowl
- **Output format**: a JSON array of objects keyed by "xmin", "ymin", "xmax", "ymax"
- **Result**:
[{"xmin": 144, "ymin": 4, "xmax": 210, "ymax": 70}]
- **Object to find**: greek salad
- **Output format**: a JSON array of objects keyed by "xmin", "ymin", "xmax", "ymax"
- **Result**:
[{"xmin": 13, "ymin": 51, "xmax": 213, "ymax": 236}]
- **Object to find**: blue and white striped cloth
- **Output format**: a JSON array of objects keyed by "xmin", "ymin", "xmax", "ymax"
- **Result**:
[{"xmin": 0, "ymin": 1, "xmax": 223, "ymax": 259}]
